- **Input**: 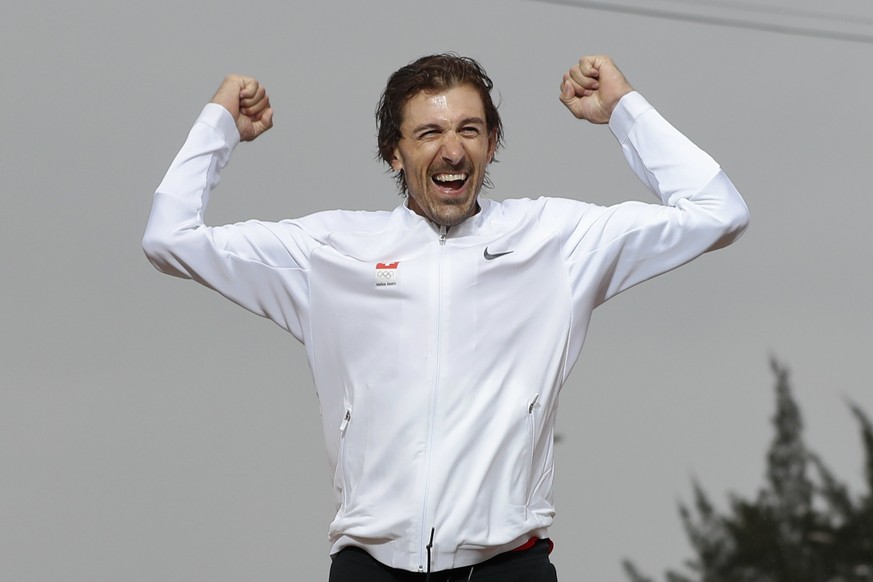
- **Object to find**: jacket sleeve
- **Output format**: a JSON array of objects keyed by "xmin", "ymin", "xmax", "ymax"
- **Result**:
[
  {"xmin": 142, "ymin": 103, "xmax": 312, "ymax": 340},
  {"xmin": 559, "ymin": 91, "xmax": 750, "ymax": 307}
]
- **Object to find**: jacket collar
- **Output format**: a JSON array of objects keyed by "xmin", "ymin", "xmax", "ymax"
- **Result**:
[{"xmin": 398, "ymin": 196, "xmax": 497, "ymax": 241}]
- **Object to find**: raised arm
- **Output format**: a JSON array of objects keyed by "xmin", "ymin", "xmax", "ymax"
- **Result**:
[
  {"xmin": 554, "ymin": 55, "xmax": 750, "ymax": 305},
  {"xmin": 142, "ymin": 77, "xmax": 311, "ymax": 339}
]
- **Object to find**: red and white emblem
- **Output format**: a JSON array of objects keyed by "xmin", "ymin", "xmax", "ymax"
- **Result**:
[{"xmin": 374, "ymin": 261, "xmax": 400, "ymax": 287}]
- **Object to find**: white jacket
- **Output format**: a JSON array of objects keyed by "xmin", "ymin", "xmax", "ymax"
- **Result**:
[{"xmin": 143, "ymin": 92, "xmax": 749, "ymax": 572}]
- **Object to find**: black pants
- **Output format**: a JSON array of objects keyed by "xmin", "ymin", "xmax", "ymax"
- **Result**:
[{"xmin": 329, "ymin": 539, "xmax": 558, "ymax": 582}]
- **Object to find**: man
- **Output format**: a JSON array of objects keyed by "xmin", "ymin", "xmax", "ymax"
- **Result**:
[{"xmin": 143, "ymin": 54, "xmax": 749, "ymax": 581}]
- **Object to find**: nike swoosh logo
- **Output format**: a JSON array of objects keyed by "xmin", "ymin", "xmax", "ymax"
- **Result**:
[{"xmin": 484, "ymin": 247, "xmax": 514, "ymax": 260}]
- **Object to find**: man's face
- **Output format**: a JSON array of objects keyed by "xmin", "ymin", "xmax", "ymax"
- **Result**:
[{"xmin": 391, "ymin": 84, "xmax": 497, "ymax": 227}]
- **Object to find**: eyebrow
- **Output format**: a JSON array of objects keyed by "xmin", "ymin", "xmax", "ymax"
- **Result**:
[{"xmin": 410, "ymin": 117, "xmax": 487, "ymax": 135}]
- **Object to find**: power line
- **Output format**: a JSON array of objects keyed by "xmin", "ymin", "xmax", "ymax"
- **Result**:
[
  {"xmin": 525, "ymin": 0, "xmax": 873, "ymax": 45},
  {"xmin": 661, "ymin": 0, "xmax": 873, "ymax": 27}
]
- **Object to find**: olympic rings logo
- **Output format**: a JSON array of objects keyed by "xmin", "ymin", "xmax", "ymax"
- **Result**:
[{"xmin": 376, "ymin": 271, "xmax": 396, "ymax": 280}]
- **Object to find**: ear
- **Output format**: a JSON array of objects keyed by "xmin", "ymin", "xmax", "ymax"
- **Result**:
[
  {"xmin": 487, "ymin": 129, "xmax": 497, "ymax": 163},
  {"xmin": 390, "ymin": 149, "xmax": 403, "ymax": 172}
]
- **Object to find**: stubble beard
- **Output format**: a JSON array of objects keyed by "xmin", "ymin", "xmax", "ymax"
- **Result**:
[
  {"xmin": 427, "ymin": 197, "xmax": 478, "ymax": 227},
  {"xmin": 409, "ymin": 173, "xmax": 485, "ymax": 228}
]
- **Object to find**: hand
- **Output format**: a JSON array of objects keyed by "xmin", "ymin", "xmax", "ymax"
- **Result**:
[
  {"xmin": 210, "ymin": 75, "xmax": 274, "ymax": 141},
  {"xmin": 559, "ymin": 55, "xmax": 633, "ymax": 124}
]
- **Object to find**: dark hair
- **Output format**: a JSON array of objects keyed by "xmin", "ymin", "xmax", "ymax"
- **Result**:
[{"xmin": 376, "ymin": 53, "xmax": 504, "ymax": 193}]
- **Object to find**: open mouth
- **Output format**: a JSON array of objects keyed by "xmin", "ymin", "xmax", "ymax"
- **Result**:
[{"xmin": 431, "ymin": 172, "xmax": 469, "ymax": 193}]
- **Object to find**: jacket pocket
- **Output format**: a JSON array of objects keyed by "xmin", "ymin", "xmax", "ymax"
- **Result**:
[
  {"xmin": 338, "ymin": 408, "xmax": 352, "ymax": 507},
  {"xmin": 525, "ymin": 393, "xmax": 540, "ymax": 505}
]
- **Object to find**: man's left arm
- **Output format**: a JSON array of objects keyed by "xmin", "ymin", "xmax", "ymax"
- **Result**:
[{"xmin": 558, "ymin": 55, "xmax": 750, "ymax": 304}]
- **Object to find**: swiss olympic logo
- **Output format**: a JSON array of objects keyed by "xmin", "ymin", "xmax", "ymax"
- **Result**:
[{"xmin": 374, "ymin": 261, "xmax": 400, "ymax": 287}]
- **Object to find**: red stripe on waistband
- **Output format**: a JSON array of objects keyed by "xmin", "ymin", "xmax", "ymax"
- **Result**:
[{"xmin": 513, "ymin": 537, "xmax": 554, "ymax": 553}]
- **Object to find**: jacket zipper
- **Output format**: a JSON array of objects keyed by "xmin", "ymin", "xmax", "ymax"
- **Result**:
[{"xmin": 418, "ymin": 224, "xmax": 447, "ymax": 571}]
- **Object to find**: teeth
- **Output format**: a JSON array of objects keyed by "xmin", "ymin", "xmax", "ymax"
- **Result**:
[{"xmin": 434, "ymin": 173, "xmax": 468, "ymax": 182}]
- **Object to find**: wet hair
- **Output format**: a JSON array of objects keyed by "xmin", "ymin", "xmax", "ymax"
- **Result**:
[{"xmin": 376, "ymin": 53, "xmax": 504, "ymax": 193}]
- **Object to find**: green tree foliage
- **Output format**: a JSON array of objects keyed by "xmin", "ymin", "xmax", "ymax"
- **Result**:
[{"xmin": 624, "ymin": 360, "xmax": 873, "ymax": 582}]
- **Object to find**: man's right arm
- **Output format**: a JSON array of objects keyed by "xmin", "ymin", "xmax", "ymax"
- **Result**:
[{"xmin": 142, "ymin": 78, "xmax": 311, "ymax": 340}]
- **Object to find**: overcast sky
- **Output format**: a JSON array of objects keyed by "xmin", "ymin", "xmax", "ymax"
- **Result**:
[{"xmin": 3, "ymin": 0, "xmax": 872, "ymax": 580}]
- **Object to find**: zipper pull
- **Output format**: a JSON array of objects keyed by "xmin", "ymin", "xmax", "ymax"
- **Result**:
[
  {"xmin": 528, "ymin": 393, "xmax": 540, "ymax": 414},
  {"xmin": 438, "ymin": 225, "xmax": 447, "ymax": 245},
  {"xmin": 425, "ymin": 527, "xmax": 435, "ymax": 576},
  {"xmin": 339, "ymin": 409, "xmax": 351, "ymax": 435}
]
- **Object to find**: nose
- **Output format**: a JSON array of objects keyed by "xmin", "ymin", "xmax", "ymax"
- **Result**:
[{"xmin": 439, "ymin": 132, "xmax": 465, "ymax": 166}]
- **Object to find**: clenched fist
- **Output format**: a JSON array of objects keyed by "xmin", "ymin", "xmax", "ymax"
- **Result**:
[
  {"xmin": 559, "ymin": 55, "xmax": 633, "ymax": 124},
  {"xmin": 210, "ymin": 75, "xmax": 274, "ymax": 141}
]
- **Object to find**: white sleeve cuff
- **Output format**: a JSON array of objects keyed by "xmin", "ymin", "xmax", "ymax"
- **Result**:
[
  {"xmin": 608, "ymin": 91, "xmax": 653, "ymax": 143},
  {"xmin": 196, "ymin": 103, "xmax": 241, "ymax": 151}
]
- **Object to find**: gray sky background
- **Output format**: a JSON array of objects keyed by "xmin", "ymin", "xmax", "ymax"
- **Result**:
[{"xmin": 2, "ymin": 0, "xmax": 872, "ymax": 580}]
